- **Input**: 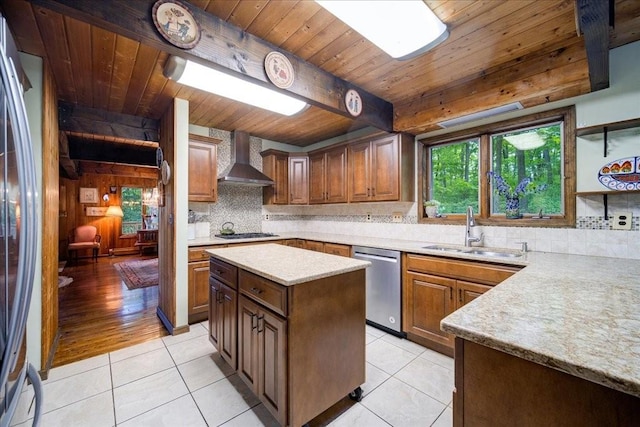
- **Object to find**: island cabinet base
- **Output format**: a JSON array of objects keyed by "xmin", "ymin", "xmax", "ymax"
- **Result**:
[
  {"xmin": 211, "ymin": 258, "xmax": 366, "ymax": 427},
  {"xmin": 454, "ymin": 338, "xmax": 640, "ymax": 427}
]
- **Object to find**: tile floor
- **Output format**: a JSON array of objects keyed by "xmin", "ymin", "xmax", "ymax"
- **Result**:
[{"xmin": 12, "ymin": 324, "xmax": 453, "ymax": 426}]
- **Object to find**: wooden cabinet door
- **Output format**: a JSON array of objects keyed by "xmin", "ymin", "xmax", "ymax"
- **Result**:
[
  {"xmin": 325, "ymin": 146, "xmax": 348, "ymax": 203},
  {"xmin": 238, "ymin": 295, "xmax": 260, "ymax": 392},
  {"xmin": 188, "ymin": 261, "xmax": 210, "ymax": 322},
  {"xmin": 457, "ymin": 280, "xmax": 492, "ymax": 308},
  {"xmin": 188, "ymin": 137, "xmax": 218, "ymax": 202},
  {"xmin": 208, "ymin": 278, "xmax": 222, "ymax": 350},
  {"xmin": 288, "ymin": 156, "xmax": 308, "ymax": 204},
  {"xmin": 219, "ymin": 284, "xmax": 238, "ymax": 369},
  {"xmin": 304, "ymin": 240, "xmax": 324, "ymax": 252},
  {"xmin": 257, "ymin": 308, "xmax": 287, "ymax": 426},
  {"xmin": 371, "ymin": 135, "xmax": 399, "ymax": 201},
  {"xmin": 348, "ymin": 140, "xmax": 371, "ymax": 202},
  {"xmin": 308, "ymin": 152, "xmax": 326, "ymax": 204},
  {"xmin": 403, "ymin": 271, "xmax": 455, "ymax": 348},
  {"xmin": 262, "ymin": 151, "xmax": 289, "ymax": 205}
]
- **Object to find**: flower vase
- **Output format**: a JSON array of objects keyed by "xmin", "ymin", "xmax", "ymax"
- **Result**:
[
  {"xmin": 425, "ymin": 206, "xmax": 438, "ymax": 218},
  {"xmin": 505, "ymin": 196, "xmax": 522, "ymax": 219}
]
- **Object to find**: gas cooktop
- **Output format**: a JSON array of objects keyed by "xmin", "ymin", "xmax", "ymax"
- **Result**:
[{"xmin": 214, "ymin": 232, "xmax": 279, "ymax": 240}]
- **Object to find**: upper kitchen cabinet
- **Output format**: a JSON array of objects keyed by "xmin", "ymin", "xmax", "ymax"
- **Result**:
[
  {"xmin": 349, "ymin": 133, "xmax": 415, "ymax": 202},
  {"xmin": 309, "ymin": 145, "xmax": 348, "ymax": 204},
  {"xmin": 188, "ymin": 134, "xmax": 220, "ymax": 202},
  {"xmin": 261, "ymin": 150, "xmax": 289, "ymax": 205},
  {"xmin": 288, "ymin": 155, "xmax": 309, "ymax": 205}
]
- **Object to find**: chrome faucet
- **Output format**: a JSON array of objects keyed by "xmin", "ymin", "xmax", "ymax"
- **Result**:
[{"xmin": 465, "ymin": 206, "xmax": 482, "ymax": 247}]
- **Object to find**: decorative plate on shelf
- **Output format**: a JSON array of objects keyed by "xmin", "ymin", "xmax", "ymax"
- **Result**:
[
  {"xmin": 345, "ymin": 89, "xmax": 363, "ymax": 117},
  {"xmin": 597, "ymin": 156, "xmax": 640, "ymax": 190},
  {"xmin": 161, "ymin": 160, "xmax": 171, "ymax": 185},
  {"xmin": 264, "ymin": 51, "xmax": 295, "ymax": 89},
  {"xmin": 152, "ymin": 0, "xmax": 201, "ymax": 49}
]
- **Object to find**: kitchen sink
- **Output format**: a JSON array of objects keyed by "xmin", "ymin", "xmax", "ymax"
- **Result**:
[
  {"xmin": 422, "ymin": 245, "xmax": 465, "ymax": 252},
  {"xmin": 423, "ymin": 245, "xmax": 523, "ymax": 258},
  {"xmin": 466, "ymin": 249, "xmax": 522, "ymax": 258}
]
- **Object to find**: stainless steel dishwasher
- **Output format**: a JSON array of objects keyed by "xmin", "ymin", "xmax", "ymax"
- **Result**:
[{"xmin": 352, "ymin": 246, "xmax": 404, "ymax": 336}]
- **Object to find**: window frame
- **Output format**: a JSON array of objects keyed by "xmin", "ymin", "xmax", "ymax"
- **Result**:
[{"xmin": 418, "ymin": 106, "xmax": 576, "ymax": 227}]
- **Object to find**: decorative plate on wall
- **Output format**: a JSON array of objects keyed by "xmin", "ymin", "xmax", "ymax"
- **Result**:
[
  {"xmin": 345, "ymin": 89, "xmax": 363, "ymax": 117},
  {"xmin": 265, "ymin": 51, "xmax": 295, "ymax": 89},
  {"xmin": 152, "ymin": 0, "xmax": 201, "ymax": 49},
  {"xmin": 161, "ymin": 160, "xmax": 171, "ymax": 185}
]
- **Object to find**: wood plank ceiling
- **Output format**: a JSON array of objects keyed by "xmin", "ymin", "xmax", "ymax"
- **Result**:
[{"xmin": 2, "ymin": 0, "xmax": 640, "ymax": 156}]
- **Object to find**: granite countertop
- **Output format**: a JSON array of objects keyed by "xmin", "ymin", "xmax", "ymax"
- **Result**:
[
  {"xmin": 206, "ymin": 243, "xmax": 370, "ymax": 286},
  {"xmin": 197, "ymin": 231, "xmax": 639, "ymax": 397}
]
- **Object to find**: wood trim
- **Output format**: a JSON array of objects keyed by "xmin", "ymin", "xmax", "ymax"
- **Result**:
[
  {"xmin": 417, "ymin": 106, "xmax": 577, "ymax": 227},
  {"xmin": 188, "ymin": 133, "xmax": 221, "ymax": 144}
]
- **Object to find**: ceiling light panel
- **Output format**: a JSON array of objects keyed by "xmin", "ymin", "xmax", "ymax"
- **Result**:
[{"xmin": 316, "ymin": 0, "xmax": 448, "ymax": 60}]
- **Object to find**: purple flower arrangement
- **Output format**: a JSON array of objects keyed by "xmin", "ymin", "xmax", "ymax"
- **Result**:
[{"xmin": 487, "ymin": 171, "xmax": 547, "ymax": 218}]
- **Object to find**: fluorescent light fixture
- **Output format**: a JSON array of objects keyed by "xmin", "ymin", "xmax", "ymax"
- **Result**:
[
  {"xmin": 316, "ymin": 0, "xmax": 448, "ymax": 60},
  {"xmin": 504, "ymin": 131, "xmax": 546, "ymax": 151},
  {"xmin": 164, "ymin": 56, "xmax": 307, "ymax": 116},
  {"xmin": 437, "ymin": 102, "xmax": 524, "ymax": 129}
]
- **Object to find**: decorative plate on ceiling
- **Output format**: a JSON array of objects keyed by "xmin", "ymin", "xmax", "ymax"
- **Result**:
[
  {"xmin": 152, "ymin": 0, "xmax": 201, "ymax": 49},
  {"xmin": 265, "ymin": 51, "xmax": 295, "ymax": 89}
]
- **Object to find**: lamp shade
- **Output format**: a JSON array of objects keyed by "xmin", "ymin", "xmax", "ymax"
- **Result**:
[{"xmin": 105, "ymin": 205, "xmax": 124, "ymax": 218}]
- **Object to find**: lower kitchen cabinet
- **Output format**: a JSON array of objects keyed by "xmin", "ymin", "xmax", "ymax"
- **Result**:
[
  {"xmin": 188, "ymin": 261, "xmax": 210, "ymax": 323},
  {"xmin": 209, "ymin": 277, "xmax": 237, "ymax": 368},
  {"xmin": 238, "ymin": 295, "xmax": 287, "ymax": 424},
  {"xmin": 303, "ymin": 240, "xmax": 351, "ymax": 257},
  {"xmin": 403, "ymin": 253, "xmax": 521, "ymax": 356}
]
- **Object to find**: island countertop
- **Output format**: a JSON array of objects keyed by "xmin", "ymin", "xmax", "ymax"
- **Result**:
[{"xmin": 206, "ymin": 243, "xmax": 370, "ymax": 286}]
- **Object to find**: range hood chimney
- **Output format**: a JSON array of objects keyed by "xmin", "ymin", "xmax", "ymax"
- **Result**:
[{"xmin": 218, "ymin": 130, "xmax": 274, "ymax": 186}]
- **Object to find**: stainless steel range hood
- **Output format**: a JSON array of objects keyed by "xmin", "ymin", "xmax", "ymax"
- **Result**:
[{"xmin": 218, "ymin": 130, "xmax": 274, "ymax": 186}]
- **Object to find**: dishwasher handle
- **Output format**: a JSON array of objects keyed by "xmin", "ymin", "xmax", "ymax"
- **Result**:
[{"xmin": 353, "ymin": 252, "xmax": 399, "ymax": 263}]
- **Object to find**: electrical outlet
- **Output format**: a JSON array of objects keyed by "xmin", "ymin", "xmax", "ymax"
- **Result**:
[
  {"xmin": 392, "ymin": 212, "xmax": 403, "ymax": 223},
  {"xmin": 366, "ymin": 213, "xmax": 372, "ymax": 222},
  {"xmin": 612, "ymin": 212, "xmax": 632, "ymax": 230}
]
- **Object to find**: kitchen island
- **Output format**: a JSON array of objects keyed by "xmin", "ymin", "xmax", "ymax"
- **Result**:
[
  {"xmin": 441, "ymin": 252, "xmax": 640, "ymax": 426},
  {"xmin": 206, "ymin": 243, "xmax": 369, "ymax": 427}
]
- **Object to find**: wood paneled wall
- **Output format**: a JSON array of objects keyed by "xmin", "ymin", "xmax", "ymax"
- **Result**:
[
  {"xmin": 41, "ymin": 59, "xmax": 58, "ymax": 371},
  {"xmin": 156, "ymin": 100, "xmax": 177, "ymax": 332},
  {"xmin": 59, "ymin": 173, "xmax": 157, "ymax": 257}
]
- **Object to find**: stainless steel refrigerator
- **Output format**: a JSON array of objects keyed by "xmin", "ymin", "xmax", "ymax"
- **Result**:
[{"xmin": 0, "ymin": 14, "xmax": 43, "ymax": 426}]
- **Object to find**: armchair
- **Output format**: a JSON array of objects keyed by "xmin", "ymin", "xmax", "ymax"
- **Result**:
[{"xmin": 67, "ymin": 225, "xmax": 101, "ymax": 263}]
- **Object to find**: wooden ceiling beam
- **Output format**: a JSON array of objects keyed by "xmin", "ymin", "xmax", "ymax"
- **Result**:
[
  {"xmin": 31, "ymin": 0, "xmax": 393, "ymax": 132},
  {"xmin": 58, "ymin": 101, "xmax": 159, "ymax": 142},
  {"xmin": 68, "ymin": 137, "xmax": 157, "ymax": 167},
  {"xmin": 575, "ymin": 0, "xmax": 613, "ymax": 91}
]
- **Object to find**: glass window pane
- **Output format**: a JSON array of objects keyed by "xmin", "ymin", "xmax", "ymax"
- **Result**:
[
  {"xmin": 490, "ymin": 122, "xmax": 563, "ymax": 216},
  {"xmin": 429, "ymin": 138, "xmax": 479, "ymax": 214},
  {"xmin": 121, "ymin": 187, "xmax": 143, "ymax": 234}
]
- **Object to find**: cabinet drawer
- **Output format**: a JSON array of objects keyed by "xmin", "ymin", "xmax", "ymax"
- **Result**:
[
  {"xmin": 210, "ymin": 258, "xmax": 238, "ymax": 289},
  {"xmin": 189, "ymin": 247, "xmax": 214, "ymax": 262},
  {"xmin": 406, "ymin": 254, "xmax": 520, "ymax": 285},
  {"xmin": 239, "ymin": 270, "xmax": 287, "ymax": 316},
  {"xmin": 324, "ymin": 243, "xmax": 351, "ymax": 257}
]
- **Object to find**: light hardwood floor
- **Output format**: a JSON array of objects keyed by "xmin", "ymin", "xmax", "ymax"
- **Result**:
[{"xmin": 54, "ymin": 255, "xmax": 169, "ymax": 367}]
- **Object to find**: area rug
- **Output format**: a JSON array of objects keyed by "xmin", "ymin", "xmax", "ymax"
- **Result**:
[{"xmin": 114, "ymin": 258, "xmax": 159, "ymax": 290}]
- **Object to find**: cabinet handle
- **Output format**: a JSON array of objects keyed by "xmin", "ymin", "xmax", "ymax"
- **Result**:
[
  {"xmin": 449, "ymin": 287, "xmax": 453, "ymax": 299},
  {"xmin": 250, "ymin": 287, "xmax": 263, "ymax": 295},
  {"xmin": 250, "ymin": 312, "xmax": 257, "ymax": 330},
  {"xmin": 257, "ymin": 315, "xmax": 265, "ymax": 333},
  {"xmin": 217, "ymin": 291, "xmax": 224, "ymax": 304},
  {"xmin": 367, "ymin": 188, "xmax": 370, "ymax": 196},
  {"xmin": 458, "ymin": 288, "xmax": 462, "ymax": 304},
  {"xmin": 213, "ymin": 269, "xmax": 222, "ymax": 275},
  {"xmin": 372, "ymin": 188, "xmax": 375, "ymax": 196}
]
